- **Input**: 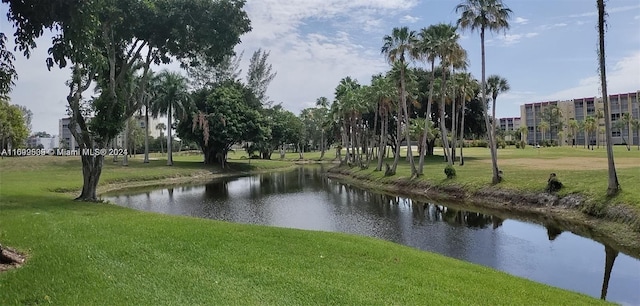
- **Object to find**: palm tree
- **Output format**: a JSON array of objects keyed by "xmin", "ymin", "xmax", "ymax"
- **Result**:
[
  {"xmin": 487, "ymin": 74, "xmax": 510, "ymax": 149},
  {"xmin": 369, "ymin": 75, "xmax": 396, "ymax": 171},
  {"xmin": 585, "ymin": 116, "xmax": 598, "ymax": 150},
  {"xmin": 151, "ymin": 70, "xmax": 191, "ymax": 166},
  {"xmin": 568, "ymin": 119, "xmax": 579, "ymax": 147},
  {"xmin": 156, "ymin": 122, "xmax": 166, "ymax": 154},
  {"xmin": 517, "ymin": 125, "xmax": 528, "ymax": 148},
  {"xmin": 454, "ymin": 73, "xmax": 478, "ymax": 165},
  {"xmin": 597, "ymin": 0, "xmax": 619, "ymax": 195},
  {"xmin": 538, "ymin": 121, "xmax": 549, "ymax": 143},
  {"xmin": 456, "ymin": 0, "xmax": 512, "ymax": 184},
  {"xmin": 334, "ymin": 77, "xmax": 360, "ymax": 165},
  {"xmin": 315, "ymin": 96, "xmax": 330, "ymax": 159},
  {"xmin": 381, "ymin": 26, "xmax": 419, "ymax": 176},
  {"xmin": 631, "ymin": 118, "xmax": 640, "ymax": 150},
  {"xmin": 595, "ymin": 109, "xmax": 604, "ymax": 148}
]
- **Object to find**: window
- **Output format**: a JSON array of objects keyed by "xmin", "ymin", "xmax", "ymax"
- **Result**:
[
  {"xmin": 612, "ymin": 130, "xmax": 621, "ymax": 137},
  {"xmin": 611, "ymin": 113, "xmax": 621, "ymax": 122}
]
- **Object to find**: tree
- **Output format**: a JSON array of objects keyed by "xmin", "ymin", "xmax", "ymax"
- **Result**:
[
  {"xmin": 568, "ymin": 119, "xmax": 579, "ymax": 147},
  {"xmin": 315, "ymin": 97, "xmax": 330, "ymax": 159},
  {"xmin": 246, "ymin": 49, "xmax": 277, "ymax": 106},
  {"xmin": 631, "ymin": 118, "xmax": 640, "ymax": 150},
  {"xmin": 487, "ymin": 74, "xmax": 510, "ymax": 147},
  {"xmin": 32, "ymin": 131, "xmax": 52, "ymax": 138},
  {"xmin": 597, "ymin": 0, "xmax": 619, "ymax": 195},
  {"xmin": 584, "ymin": 116, "xmax": 597, "ymax": 150},
  {"xmin": 185, "ymin": 51, "xmax": 244, "ymax": 90},
  {"xmin": 177, "ymin": 81, "xmax": 268, "ymax": 167},
  {"xmin": 456, "ymin": 0, "xmax": 512, "ymax": 184},
  {"xmin": 381, "ymin": 26, "xmax": 419, "ymax": 176},
  {"xmin": 538, "ymin": 121, "xmax": 549, "ymax": 143},
  {"xmin": 0, "ymin": 33, "xmax": 17, "ymax": 99},
  {"xmin": 4, "ymin": 0, "xmax": 251, "ymax": 201},
  {"xmin": 151, "ymin": 71, "xmax": 191, "ymax": 166},
  {"xmin": 156, "ymin": 123, "xmax": 166, "ymax": 154},
  {"xmin": 0, "ymin": 99, "xmax": 28, "ymax": 151},
  {"xmin": 368, "ymin": 75, "xmax": 396, "ymax": 171},
  {"xmin": 453, "ymin": 72, "xmax": 478, "ymax": 164}
]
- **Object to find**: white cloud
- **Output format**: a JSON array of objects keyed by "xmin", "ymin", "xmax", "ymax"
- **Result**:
[
  {"xmin": 541, "ymin": 51, "xmax": 640, "ymax": 101},
  {"xmin": 240, "ymin": 0, "xmax": 418, "ymax": 111},
  {"xmin": 497, "ymin": 32, "xmax": 539, "ymax": 45},
  {"xmin": 400, "ymin": 15, "xmax": 420, "ymax": 23},
  {"xmin": 634, "ymin": 14, "xmax": 640, "ymax": 20},
  {"xmin": 514, "ymin": 17, "xmax": 529, "ymax": 25},
  {"xmin": 537, "ymin": 23, "xmax": 568, "ymax": 31},
  {"xmin": 568, "ymin": 4, "xmax": 640, "ymax": 18}
]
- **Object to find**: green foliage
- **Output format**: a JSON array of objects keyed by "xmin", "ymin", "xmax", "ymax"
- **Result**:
[
  {"xmin": 444, "ymin": 164, "xmax": 457, "ymax": 179},
  {"xmin": 0, "ymin": 99, "xmax": 29, "ymax": 150},
  {"xmin": 177, "ymin": 81, "xmax": 269, "ymax": 164}
]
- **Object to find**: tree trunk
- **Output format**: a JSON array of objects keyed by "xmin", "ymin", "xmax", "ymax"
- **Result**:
[
  {"xmin": 401, "ymin": 67, "xmax": 417, "ymax": 175},
  {"xmin": 451, "ymin": 93, "xmax": 458, "ymax": 164},
  {"xmin": 418, "ymin": 61, "xmax": 436, "ymax": 176},
  {"xmin": 377, "ymin": 109, "xmax": 387, "ymax": 171},
  {"xmin": 459, "ymin": 100, "xmax": 466, "ymax": 166},
  {"xmin": 319, "ymin": 129, "xmax": 325, "ymax": 159},
  {"xmin": 122, "ymin": 118, "xmax": 129, "ymax": 166},
  {"xmin": 598, "ymin": 0, "xmax": 620, "ymax": 193},
  {"xmin": 144, "ymin": 105, "xmax": 150, "ymax": 163},
  {"xmin": 166, "ymin": 104, "xmax": 173, "ymax": 166},
  {"xmin": 439, "ymin": 71, "xmax": 453, "ymax": 166},
  {"xmin": 481, "ymin": 27, "xmax": 501, "ymax": 184},
  {"xmin": 390, "ymin": 98, "xmax": 402, "ymax": 175},
  {"xmin": 76, "ymin": 154, "xmax": 104, "ymax": 201}
]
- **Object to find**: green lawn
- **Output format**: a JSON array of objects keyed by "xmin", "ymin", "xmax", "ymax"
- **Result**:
[{"xmin": 0, "ymin": 155, "xmax": 607, "ymax": 305}]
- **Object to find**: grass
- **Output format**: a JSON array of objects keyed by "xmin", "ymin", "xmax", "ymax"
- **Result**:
[
  {"xmin": 337, "ymin": 145, "xmax": 640, "ymax": 207},
  {"xmin": 0, "ymin": 154, "xmax": 608, "ymax": 305}
]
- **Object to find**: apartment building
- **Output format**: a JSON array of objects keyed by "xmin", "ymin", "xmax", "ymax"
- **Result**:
[
  {"xmin": 519, "ymin": 90, "xmax": 639, "ymax": 146},
  {"xmin": 497, "ymin": 117, "xmax": 521, "ymax": 141},
  {"xmin": 60, "ymin": 114, "xmax": 163, "ymax": 149}
]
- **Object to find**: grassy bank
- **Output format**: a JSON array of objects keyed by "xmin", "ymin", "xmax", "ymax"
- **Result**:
[
  {"xmin": 0, "ymin": 155, "xmax": 607, "ymax": 304},
  {"xmin": 328, "ymin": 145, "xmax": 640, "ymax": 255}
]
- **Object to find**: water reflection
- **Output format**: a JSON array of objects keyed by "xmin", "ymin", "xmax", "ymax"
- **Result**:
[{"xmin": 103, "ymin": 166, "xmax": 640, "ymax": 304}]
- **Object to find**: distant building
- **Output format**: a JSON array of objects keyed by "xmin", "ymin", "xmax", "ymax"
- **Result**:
[
  {"xmin": 519, "ymin": 90, "xmax": 639, "ymax": 146},
  {"xmin": 60, "ymin": 114, "xmax": 165, "ymax": 149},
  {"xmin": 497, "ymin": 117, "xmax": 521, "ymax": 141},
  {"xmin": 27, "ymin": 136, "xmax": 59, "ymax": 151}
]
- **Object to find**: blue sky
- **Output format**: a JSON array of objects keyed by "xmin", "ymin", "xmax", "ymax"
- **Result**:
[{"xmin": 2, "ymin": 0, "xmax": 640, "ymax": 135}]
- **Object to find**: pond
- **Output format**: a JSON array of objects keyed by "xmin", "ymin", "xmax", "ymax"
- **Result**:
[{"xmin": 103, "ymin": 166, "xmax": 640, "ymax": 304}]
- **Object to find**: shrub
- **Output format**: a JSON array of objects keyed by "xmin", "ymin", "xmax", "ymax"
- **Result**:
[
  {"xmin": 515, "ymin": 142, "xmax": 521, "ymax": 149},
  {"xmin": 497, "ymin": 139, "xmax": 507, "ymax": 149},
  {"xmin": 444, "ymin": 165, "xmax": 456, "ymax": 179},
  {"xmin": 470, "ymin": 139, "xmax": 488, "ymax": 148},
  {"xmin": 519, "ymin": 140, "xmax": 526, "ymax": 149}
]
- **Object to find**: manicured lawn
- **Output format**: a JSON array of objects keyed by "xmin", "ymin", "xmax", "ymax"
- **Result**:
[
  {"xmin": 0, "ymin": 155, "xmax": 607, "ymax": 305},
  {"xmin": 339, "ymin": 145, "xmax": 640, "ymax": 208}
]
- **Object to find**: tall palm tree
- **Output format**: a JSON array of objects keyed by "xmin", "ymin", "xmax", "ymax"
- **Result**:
[
  {"xmin": 334, "ymin": 77, "xmax": 360, "ymax": 165},
  {"xmin": 454, "ymin": 72, "xmax": 478, "ymax": 165},
  {"xmin": 381, "ymin": 26, "xmax": 419, "ymax": 176},
  {"xmin": 585, "ymin": 116, "xmax": 597, "ymax": 150},
  {"xmin": 487, "ymin": 74, "xmax": 510, "ymax": 149},
  {"xmin": 568, "ymin": 119, "xmax": 579, "ymax": 147},
  {"xmin": 456, "ymin": 0, "xmax": 512, "ymax": 184},
  {"xmin": 631, "ymin": 118, "xmax": 640, "ymax": 150},
  {"xmin": 151, "ymin": 70, "xmax": 191, "ymax": 166},
  {"xmin": 315, "ymin": 96, "xmax": 330, "ymax": 159},
  {"xmin": 538, "ymin": 121, "xmax": 549, "ymax": 143},
  {"xmin": 597, "ymin": 0, "xmax": 619, "ymax": 195},
  {"xmin": 370, "ymin": 75, "xmax": 396, "ymax": 171},
  {"xmin": 156, "ymin": 122, "xmax": 166, "ymax": 154}
]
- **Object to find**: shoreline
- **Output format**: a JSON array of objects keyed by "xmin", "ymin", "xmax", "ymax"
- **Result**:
[{"xmin": 326, "ymin": 167, "xmax": 640, "ymax": 258}]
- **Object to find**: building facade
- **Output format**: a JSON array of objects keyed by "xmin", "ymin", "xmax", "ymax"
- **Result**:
[
  {"xmin": 60, "ymin": 115, "xmax": 165, "ymax": 150},
  {"xmin": 498, "ymin": 117, "xmax": 521, "ymax": 141},
  {"xmin": 520, "ymin": 91, "xmax": 639, "ymax": 146}
]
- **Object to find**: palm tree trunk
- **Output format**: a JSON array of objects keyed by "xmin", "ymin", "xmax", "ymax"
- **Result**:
[
  {"xmin": 401, "ymin": 68, "xmax": 417, "ymax": 175},
  {"xmin": 439, "ymin": 71, "xmax": 453, "ymax": 166},
  {"xmin": 459, "ymin": 100, "xmax": 466, "ymax": 166},
  {"xmin": 390, "ymin": 101, "xmax": 402, "ymax": 174},
  {"xmin": 143, "ymin": 104, "xmax": 150, "ymax": 163},
  {"xmin": 377, "ymin": 109, "xmax": 387, "ymax": 171},
  {"xmin": 122, "ymin": 118, "xmax": 129, "ymax": 166},
  {"xmin": 598, "ymin": 0, "xmax": 619, "ymax": 194},
  {"xmin": 451, "ymin": 94, "xmax": 458, "ymax": 164},
  {"xmin": 167, "ymin": 104, "xmax": 173, "ymax": 166},
  {"xmin": 481, "ymin": 27, "xmax": 500, "ymax": 183},
  {"xmin": 319, "ymin": 129, "xmax": 325, "ymax": 159},
  {"xmin": 418, "ymin": 61, "xmax": 436, "ymax": 175}
]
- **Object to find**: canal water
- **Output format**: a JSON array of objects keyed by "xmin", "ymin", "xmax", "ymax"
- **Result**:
[{"xmin": 103, "ymin": 166, "xmax": 640, "ymax": 304}]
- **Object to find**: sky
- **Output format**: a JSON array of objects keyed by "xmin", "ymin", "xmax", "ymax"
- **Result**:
[{"xmin": 2, "ymin": 0, "xmax": 640, "ymax": 135}]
